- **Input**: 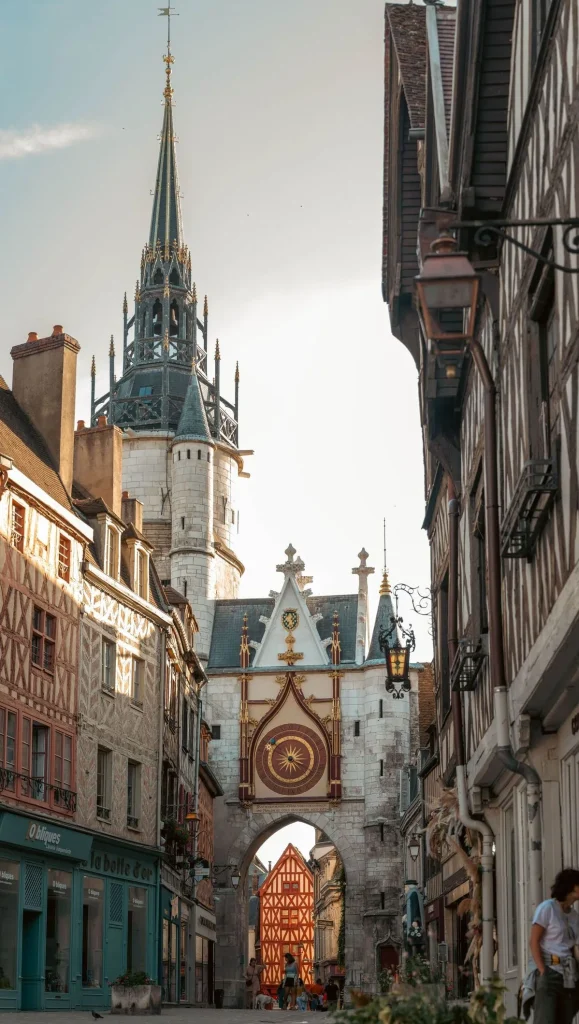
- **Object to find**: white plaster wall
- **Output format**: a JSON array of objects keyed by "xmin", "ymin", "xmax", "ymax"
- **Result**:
[{"xmin": 122, "ymin": 433, "xmax": 172, "ymax": 520}]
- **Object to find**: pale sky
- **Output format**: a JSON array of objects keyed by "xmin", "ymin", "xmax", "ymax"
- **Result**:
[
  {"xmin": 257, "ymin": 822, "xmax": 316, "ymax": 870},
  {"xmin": 2, "ymin": 0, "xmax": 433, "ymax": 659}
]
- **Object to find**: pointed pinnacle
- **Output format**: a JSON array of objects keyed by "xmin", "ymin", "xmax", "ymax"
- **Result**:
[
  {"xmin": 109, "ymin": 335, "xmax": 115, "ymax": 357},
  {"xmin": 235, "ymin": 361, "xmax": 240, "ymax": 383},
  {"xmin": 91, "ymin": 355, "xmax": 96, "ymax": 377},
  {"xmin": 204, "ymin": 295, "xmax": 208, "ymax": 317},
  {"xmin": 123, "ymin": 292, "xmax": 128, "ymax": 314},
  {"xmin": 192, "ymin": 282, "xmax": 197, "ymax": 303},
  {"xmin": 215, "ymin": 339, "xmax": 221, "ymax": 361}
]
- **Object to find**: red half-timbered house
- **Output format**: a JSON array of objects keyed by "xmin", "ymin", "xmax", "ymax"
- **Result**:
[{"xmin": 258, "ymin": 843, "xmax": 314, "ymax": 994}]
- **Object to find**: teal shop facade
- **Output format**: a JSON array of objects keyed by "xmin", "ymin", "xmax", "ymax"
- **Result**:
[{"xmin": 0, "ymin": 810, "xmax": 160, "ymax": 1012}]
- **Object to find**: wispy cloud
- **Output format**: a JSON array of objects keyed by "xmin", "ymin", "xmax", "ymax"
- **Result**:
[{"xmin": 0, "ymin": 122, "xmax": 98, "ymax": 161}]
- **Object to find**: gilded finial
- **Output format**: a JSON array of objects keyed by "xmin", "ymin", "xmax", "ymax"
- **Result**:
[
  {"xmin": 192, "ymin": 282, "xmax": 197, "ymax": 303},
  {"xmin": 123, "ymin": 292, "xmax": 128, "ymax": 314},
  {"xmin": 135, "ymin": 280, "xmax": 140, "ymax": 300},
  {"xmin": 235, "ymin": 361, "xmax": 240, "ymax": 383},
  {"xmin": 379, "ymin": 569, "xmax": 391, "ymax": 596},
  {"xmin": 192, "ymin": 355, "xmax": 197, "ymax": 373},
  {"xmin": 91, "ymin": 355, "xmax": 96, "ymax": 377},
  {"xmin": 215, "ymin": 338, "xmax": 221, "ymax": 361},
  {"xmin": 203, "ymin": 294, "xmax": 208, "ymax": 317},
  {"xmin": 109, "ymin": 335, "xmax": 115, "ymax": 357},
  {"xmin": 163, "ymin": 328, "xmax": 170, "ymax": 351}
]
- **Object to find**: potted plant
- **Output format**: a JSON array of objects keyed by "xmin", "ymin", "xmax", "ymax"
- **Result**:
[
  {"xmin": 339, "ymin": 979, "xmax": 521, "ymax": 1024},
  {"xmin": 110, "ymin": 971, "xmax": 162, "ymax": 1015}
]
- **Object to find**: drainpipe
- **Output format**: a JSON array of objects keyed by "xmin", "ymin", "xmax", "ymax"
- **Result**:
[
  {"xmin": 448, "ymin": 480, "xmax": 495, "ymax": 985},
  {"xmin": 157, "ymin": 629, "xmax": 168, "ymax": 848},
  {"xmin": 469, "ymin": 337, "xmax": 543, "ymax": 915}
]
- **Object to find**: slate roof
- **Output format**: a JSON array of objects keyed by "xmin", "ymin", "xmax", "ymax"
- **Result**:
[
  {"xmin": 366, "ymin": 591, "xmax": 398, "ymax": 662},
  {"xmin": 174, "ymin": 367, "xmax": 211, "ymax": 441},
  {"xmin": 149, "ymin": 71, "xmax": 184, "ymax": 249},
  {"xmin": 385, "ymin": 4, "xmax": 427, "ymax": 130},
  {"xmin": 207, "ymin": 593, "xmax": 359, "ymax": 670},
  {"xmin": 436, "ymin": 7, "xmax": 456, "ymax": 135},
  {"xmin": 0, "ymin": 377, "xmax": 73, "ymax": 511}
]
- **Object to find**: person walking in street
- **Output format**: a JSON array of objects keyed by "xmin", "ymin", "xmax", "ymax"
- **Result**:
[
  {"xmin": 526, "ymin": 868, "xmax": 579, "ymax": 1024},
  {"xmin": 296, "ymin": 977, "xmax": 308, "ymax": 1011},
  {"xmin": 245, "ymin": 957, "xmax": 264, "ymax": 1009},
  {"xmin": 324, "ymin": 979, "xmax": 340, "ymax": 1014},
  {"xmin": 283, "ymin": 952, "xmax": 298, "ymax": 1009}
]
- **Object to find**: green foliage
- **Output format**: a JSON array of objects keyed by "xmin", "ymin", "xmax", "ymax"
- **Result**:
[
  {"xmin": 399, "ymin": 956, "xmax": 444, "ymax": 987},
  {"xmin": 338, "ymin": 978, "xmax": 522, "ymax": 1024},
  {"xmin": 111, "ymin": 971, "xmax": 156, "ymax": 987}
]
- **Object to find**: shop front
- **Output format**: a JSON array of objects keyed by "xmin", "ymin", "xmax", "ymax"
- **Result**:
[
  {"xmin": 160, "ymin": 886, "xmax": 194, "ymax": 1004},
  {"xmin": 194, "ymin": 906, "xmax": 216, "ymax": 1005},
  {"xmin": 0, "ymin": 811, "xmax": 159, "ymax": 1012}
]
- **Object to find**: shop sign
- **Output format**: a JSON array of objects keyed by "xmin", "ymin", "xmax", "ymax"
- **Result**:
[
  {"xmin": 197, "ymin": 914, "xmax": 216, "ymax": 934},
  {"xmin": 49, "ymin": 876, "xmax": 71, "ymax": 899},
  {"xmin": 0, "ymin": 862, "xmax": 19, "ymax": 893},
  {"xmin": 90, "ymin": 848, "xmax": 155, "ymax": 883},
  {"xmin": 0, "ymin": 812, "xmax": 93, "ymax": 861}
]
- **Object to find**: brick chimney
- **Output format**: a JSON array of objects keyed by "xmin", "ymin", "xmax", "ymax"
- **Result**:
[
  {"xmin": 11, "ymin": 326, "xmax": 80, "ymax": 495},
  {"xmin": 121, "ymin": 491, "xmax": 144, "ymax": 532},
  {"xmin": 74, "ymin": 418, "xmax": 123, "ymax": 517}
]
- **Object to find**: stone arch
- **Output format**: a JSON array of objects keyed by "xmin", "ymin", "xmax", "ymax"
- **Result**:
[{"xmin": 214, "ymin": 807, "xmax": 366, "ymax": 1006}]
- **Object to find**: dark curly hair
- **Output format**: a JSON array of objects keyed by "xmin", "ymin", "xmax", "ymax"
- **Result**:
[{"xmin": 551, "ymin": 869, "xmax": 579, "ymax": 902}]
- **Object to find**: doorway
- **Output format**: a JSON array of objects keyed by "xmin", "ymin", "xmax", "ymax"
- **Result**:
[{"xmin": 21, "ymin": 910, "xmax": 43, "ymax": 1010}]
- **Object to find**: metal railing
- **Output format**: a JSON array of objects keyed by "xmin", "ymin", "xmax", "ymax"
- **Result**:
[{"xmin": 0, "ymin": 768, "xmax": 77, "ymax": 812}]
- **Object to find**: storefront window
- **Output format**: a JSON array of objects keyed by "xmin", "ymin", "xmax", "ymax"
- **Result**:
[
  {"xmin": 0, "ymin": 860, "xmax": 19, "ymax": 989},
  {"xmin": 45, "ymin": 870, "xmax": 72, "ymax": 993},
  {"xmin": 195, "ymin": 935, "xmax": 212, "ymax": 1004},
  {"xmin": 162, "ymin": 919, "xmax": 178, "ymax": 1002},
  {"xmin": 180, "ymin": 908, "xmax": 189, "ymax": 1002},
  {"xmin": 127, "ymin": 887, "xmax": 147, "ymax": 974},
  {"xmin": 82, "ymin": 877, "xmax": 104, "ymax": 988}
]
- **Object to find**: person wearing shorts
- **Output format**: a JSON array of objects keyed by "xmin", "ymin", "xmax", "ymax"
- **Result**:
[{"xmin": 283, "ymin": 953, "xmax": 298, "ymax": 1009}]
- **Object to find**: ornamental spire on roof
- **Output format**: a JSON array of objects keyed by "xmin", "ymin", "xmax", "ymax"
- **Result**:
[{"xmin": 149, "ymin": 6, "xmax": 184, "ymax": 250}]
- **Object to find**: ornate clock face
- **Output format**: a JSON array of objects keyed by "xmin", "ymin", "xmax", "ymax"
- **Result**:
[
  {"xmin": 282, "ymin": 609, "xmax": 299, "ymax": 633},
  {"xmin": 255, "ymin": 723, "xmax": 326, "ymax": 795}
]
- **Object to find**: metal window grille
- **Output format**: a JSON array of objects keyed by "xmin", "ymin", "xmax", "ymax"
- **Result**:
[{"xmin": 24, "ymin": 863, "xmax": 43, "ymax": 910}]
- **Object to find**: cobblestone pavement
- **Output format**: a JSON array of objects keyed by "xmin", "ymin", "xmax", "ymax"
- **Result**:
[{"xmin": 0, "ymin": 1011, "xmax": 335, "ymax": 1023}]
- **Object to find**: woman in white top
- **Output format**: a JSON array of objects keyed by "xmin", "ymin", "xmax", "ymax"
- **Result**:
[{"xmin": 529, "ymin": 869, "xmax": 579, "ymax": 1024}]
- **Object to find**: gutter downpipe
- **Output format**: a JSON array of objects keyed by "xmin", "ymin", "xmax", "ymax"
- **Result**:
[
  {"xmin": 448, "ymin": 480, "xmax": 495, "ymax": 985},
  {"xmin": 469, "ymin": 335, "xmax": 543, "ymax": 917}
]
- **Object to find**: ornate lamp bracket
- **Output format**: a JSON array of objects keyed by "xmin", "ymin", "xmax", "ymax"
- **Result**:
[{"xmin": 453, "ymin": 218, "xmax": 579, "ymax": 274}]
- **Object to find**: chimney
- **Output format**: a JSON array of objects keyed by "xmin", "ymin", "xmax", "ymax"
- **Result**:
[
  {"xmin": 122, "ymin": 490, "xmax": 144, "ymax": 533},
  {"xmin": 74, "ymin": 419, "xmax": 123, "ymax": 517},
  {"xmin": 11, "ymin": 326, "xmax": 79, "ymax": 494}
]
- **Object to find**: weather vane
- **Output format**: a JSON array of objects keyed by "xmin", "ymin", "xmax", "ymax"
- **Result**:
[{"xmin": 158, "ymin": 7, "xmax": 178, "ymax": 55}]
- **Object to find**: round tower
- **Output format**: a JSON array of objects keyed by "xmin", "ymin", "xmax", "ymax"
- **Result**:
[{"xmin": 170, "ymin": 364, "xmax": 216, "ymax": 660}]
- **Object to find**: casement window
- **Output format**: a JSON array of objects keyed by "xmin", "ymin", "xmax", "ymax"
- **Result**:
[
  {"xmin": 11, "ymin": 501, "xmax": 25, "ymax": 552},
  {"xmin": 211, "ymin": 724, "xmax": 221, "ymax": 741},
  {"xmin": 136, "ymin": 548, "xmax": 148, "ymax": 599},
  {"xmin": 105, "ymin": 525, "xmax": 120, "ymax": 579},
  {"xmin": 54, "ymin": 731, "xmax": 72, "ymax": 793},
  {"xmin": 31, "ymin": 606, "xmax": 56, "ymax": 673},
  {"xmin": 21, "ymin": 720, "xmax": 49, "ymax": 802},
  {"xmin": 0, "ymin": 707, "xmax": 17, "ymax": 790},
  {"xmin": 96, "ymin": 747, "xmax": 112, "ymax": 820},
  {"xmin": 58, "ymin": 534, "xmax": 71, "ymax": 582},
  {"xmin": 101, "ymin": 638, "xmax": 116, "ymax": 693},
  {"xmin": 131, "ymin": 657, "xmax": 144, "ymax": 707},
  {"xmin": 127, "ymin": 761, "xmax": 141, "ymax": 828}
]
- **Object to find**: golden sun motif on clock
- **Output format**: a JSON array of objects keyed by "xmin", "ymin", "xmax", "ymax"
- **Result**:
[
  {"xmin": 277, "ymin": 744, "xmax": 306, "ymax": 774},
  {"xmin": 282, "ymin": 609, "xmax": 299, "ymax": 632}
]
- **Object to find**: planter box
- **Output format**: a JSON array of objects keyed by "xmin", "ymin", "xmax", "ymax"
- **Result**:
[{"xmin": 110, "ymin": 984, "xmax": 162, "ymax": 1015}]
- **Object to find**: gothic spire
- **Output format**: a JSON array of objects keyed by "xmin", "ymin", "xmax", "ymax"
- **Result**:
[
  {"xmin": 174, "ymin": 360, "xmax": 212, "ymax": 442},
  {"xmin": 149, "ymin": 32, "xmax": 184, "ymax": 250}
]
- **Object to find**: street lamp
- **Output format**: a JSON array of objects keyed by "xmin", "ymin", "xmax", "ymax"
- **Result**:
[
  {"xmin": 231, "ymin": 867, "xmax": 241, "ymax": 890},
  {"xmin": 378, "ymin": 616, "xmax": 416, "ymax": 700},
  {"xmin": 408, "ymin": 837, "xmax": 420, "ymax": 862},
  {"xmin": 415, "ymin": 232, "xmax": 480, "ymax": 343}
]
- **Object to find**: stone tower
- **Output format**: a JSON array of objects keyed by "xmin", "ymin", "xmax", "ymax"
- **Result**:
[{"xmin": 92, "ymin": 35, "xmax": 247, "ymax": 659}]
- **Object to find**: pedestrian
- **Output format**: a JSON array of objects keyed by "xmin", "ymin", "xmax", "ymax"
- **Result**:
[
  {"xmin": 324, "ymin": 979, "xmax": 339, "ymax": 1014},
  {"xmin": 245, "ymin": 957, "xmax": 264, "ymax": 1009},
  {"xmin": 526, "ymin": 868, "xmax": 579, "ymax": 1024},
  {"xmin": 277, "ymin": 982, "xmax": 285, "ymax": 1009},
  {"xmin": 283, "ymin": 952, "xmax": 298, "ymax": 1009},
  {"xmin": 296, "ymin": 977, "xmax": 309, "ymax": 1011}
]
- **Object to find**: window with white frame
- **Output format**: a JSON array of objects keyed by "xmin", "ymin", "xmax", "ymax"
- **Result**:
[
  {"xmin": 58, "ymin": 534, "xmax": 71, "ymax": 582},
  {"xmin": 105, "ymin": 525, "xmax": 119, "ymax": 579},
  {"xmin": 97, "ymin": 747, "xmax": 112, "ymax": 820},
  {"xmin": 136, "ymin": 547, "xmax": 148, "ymax": 599},
  {"xmin": 101, "ymin": 638, "xmax": 116, "ymax": 693},
  {"xmin": 32, "ymin": 607, "xmax": 56, "ymax": 673},
  {"xmin": 131, "ymin": 657, "xmax": 144, "ymax": 707},
  {"xmin": 11, "ymin": 501, "xmax": 25, "ymax": 552},
  {"xmin": 127, "ymin": 760, "xmax": 140, "ymax": 828}
]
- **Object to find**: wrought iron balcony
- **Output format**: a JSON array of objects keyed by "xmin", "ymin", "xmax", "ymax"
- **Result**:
[
  {"xmin": 0, "ymin": 768, "xmax": 77, "ymax": 812},
  {"xmin": 501, "ymin": 457, "xmax": 558, "ymax": 558},
  {"xmin": 451, "ymin": 638, "xmax": 486, "ymax": 691}
]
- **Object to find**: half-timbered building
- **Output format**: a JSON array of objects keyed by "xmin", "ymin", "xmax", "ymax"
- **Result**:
[
  {"xmin": 383, "ymin": 0, "xmax": 579, "ymax": 1007},
  {"xmin": 258, "ymin": 843, "xmax": 314, "ymax": 994},
  {"xmin": 311, "ymin": 836, "xmax": 345, "ymax": 985}
]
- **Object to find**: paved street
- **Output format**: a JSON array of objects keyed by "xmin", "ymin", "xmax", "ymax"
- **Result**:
[{"xmin": 0, "ymin": 1013, "xmax": 334, "ymax": 1024}]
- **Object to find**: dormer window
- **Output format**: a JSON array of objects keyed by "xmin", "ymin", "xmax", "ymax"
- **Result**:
[
  {"xmin": 135, "ymin": 547, "xmax": 149, "ymax": 600},
  {"xmin": 105, "ymin": 525, "xmax": 120, "ymax": 580}
]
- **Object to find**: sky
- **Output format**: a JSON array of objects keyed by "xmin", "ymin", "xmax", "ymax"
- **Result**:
[
  {"xmin": 257, "ymin": 822, "xmax": 316, "ymax": 870},
  {"xmin": 1, "ymin": 0, "xmax": 433, "ymax": 659}
]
